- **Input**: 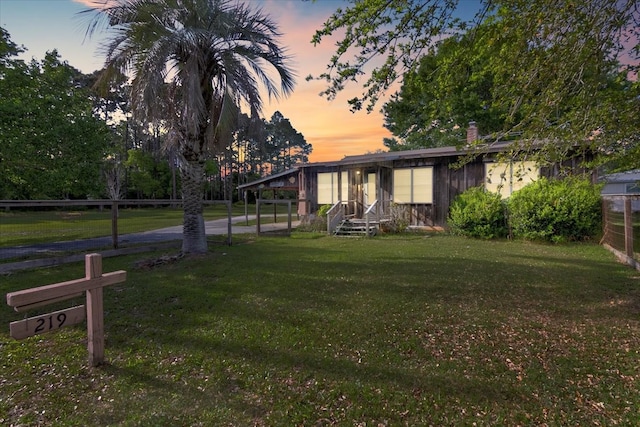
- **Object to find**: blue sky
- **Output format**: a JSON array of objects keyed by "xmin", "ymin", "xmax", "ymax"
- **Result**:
[
  {"xmin": 0, "ymin": 0, "xmax": 482, "ymax": 161},
  {"xmin": 1, "ymin": 0, "xmax": 106, "ymax": 72}
]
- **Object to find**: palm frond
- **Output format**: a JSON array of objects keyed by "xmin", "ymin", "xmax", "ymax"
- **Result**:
[{"xmin": 82, "ymin": 0, "xmax": 296, "ymax": 154}]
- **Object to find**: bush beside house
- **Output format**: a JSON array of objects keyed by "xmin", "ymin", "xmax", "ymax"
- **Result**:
[
  {"xmin": 449, "ymin": 178, "xmax": 602, "ymax": 242},
  {"xmin": 448, "ymin": 187, "xmax": 508, "ymax": 239}
]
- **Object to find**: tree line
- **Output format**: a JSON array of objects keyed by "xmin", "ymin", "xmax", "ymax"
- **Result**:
[{"xmin": 0, "ymin": 27, "xmax": 310, "ymax": 202}]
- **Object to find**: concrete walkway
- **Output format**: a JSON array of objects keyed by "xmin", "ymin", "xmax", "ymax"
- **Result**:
[{"xmin": 0, "ymin": 215, "xmax": 300, "ymax": 262}]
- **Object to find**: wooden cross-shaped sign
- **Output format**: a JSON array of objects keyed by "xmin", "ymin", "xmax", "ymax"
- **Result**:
[{"xmin": 6, "ymin": 253, "xmax": 126, "ymax": 367}]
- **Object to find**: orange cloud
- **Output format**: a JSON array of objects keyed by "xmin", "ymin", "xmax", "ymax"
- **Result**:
[
  {"xmin": 261, "ymin": 1, "xmax": 394, "ymax": 162},
  {"xmin": 72, "ymin": 0, "xmax": 112, "ymax": 7}
]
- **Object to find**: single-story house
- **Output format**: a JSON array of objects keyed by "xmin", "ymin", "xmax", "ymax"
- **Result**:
[{"xmin": 239, "ymin": 123, "xmax": 590, "ymax": 232}]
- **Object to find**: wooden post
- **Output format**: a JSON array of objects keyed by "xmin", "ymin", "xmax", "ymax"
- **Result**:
[
  {"xmin": 6, "ymin": 253, "xmax": 126, "ymax": 367},
  {"xmin": 624, "ymin": 197, "xmax": 634, "ymax": 260},
  {"xmin": 256, "ymin": 198, "xmax": 261, "ymax": 235},
  {"xmin": 244, "ymin": 191, "xmax": 249, "ymax": 226},
  {"xmin": 366, "ymin": 211, "xmax": 370, "ymax": 238},
  {"xmin": 85, "ymin": 254, "xmax": 105, "ymax": 366},
  {"xmin": 601, "ymin": 198, "xmax": 608, "ymax": 245},
  {"xmin": 111, "ymin": 201, "xmax": 119, "ymax": 249},
  {"xmin": 226, "ymin": 200, "xmax": 232, "ymax": 246}
]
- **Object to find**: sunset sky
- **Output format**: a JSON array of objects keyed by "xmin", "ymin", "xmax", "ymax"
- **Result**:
[{"xmin": 0, "ymin": 0, "xmax": 401, "ymax": 162}]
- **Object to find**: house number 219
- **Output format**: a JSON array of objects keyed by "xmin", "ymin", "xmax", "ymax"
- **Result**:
[
  {"xmin": 9, "ymin": 305, "xmax": 86, "ymax": 340},
  {"xmin": 34, "ymin": 313, "xmax": 67, "ymax": 333}
]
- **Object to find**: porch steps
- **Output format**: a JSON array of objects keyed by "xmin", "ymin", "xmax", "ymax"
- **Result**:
[{"xmin": 333, "ymin": 219, "xmax": 378, "ymax": 237}]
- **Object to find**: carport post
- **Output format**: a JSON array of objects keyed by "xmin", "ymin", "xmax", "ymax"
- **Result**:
[
  {"xmin": 256, "ymin": 196, "xmax": 261, "ymax": 235},
  {"xmin": 111, "ymin": 201, "xmax": 118, "ymax": 249}
]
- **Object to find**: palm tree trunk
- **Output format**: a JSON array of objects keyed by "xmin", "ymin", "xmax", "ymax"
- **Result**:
[{"xmin": 181, "ymin": 159, "xmax": 208, "ymax": 254}]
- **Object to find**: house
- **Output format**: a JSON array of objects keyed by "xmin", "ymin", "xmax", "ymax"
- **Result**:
[{"xmin": 239, "ymin": 123, "xmax": 588, "ymax": 233}]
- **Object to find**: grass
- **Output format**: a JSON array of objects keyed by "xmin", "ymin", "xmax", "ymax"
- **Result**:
[{"xmin": 1, "ymin": 234, "xmax": 639, "ymax": 425}]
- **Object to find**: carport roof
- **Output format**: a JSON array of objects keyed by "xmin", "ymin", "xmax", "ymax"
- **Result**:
[{"xmin": 237, "ymin": 168, "xmax": 299, "ymax": 191}]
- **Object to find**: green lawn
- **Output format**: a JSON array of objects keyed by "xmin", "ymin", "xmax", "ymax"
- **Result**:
[{"xmin": 1, "ymin": 234, "xmax": 639, "ymax": 425}]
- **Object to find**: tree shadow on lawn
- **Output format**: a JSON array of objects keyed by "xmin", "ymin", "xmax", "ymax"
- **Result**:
[
  {"xmin": 90, "ymin": 361, "xmax": 271, "ymax": 425},
  {"xmin": 3, "ymin": 239, "xmax": 638, "ymax": 425},
  {"xmin": 103, "ymin": 240, "xmax": 640, "ymax": 355},
  {"xmin": 98, "ymin": 328, "xmax": 527, "ymax": 424},
  {"xmin": 95, "ymin": 241, "xmax": 640, "ymax": 422},
  {"xmin": 378, "ymin": 245, "xmax": 639, "ymax": 312},
  {"xmin": 496, "ymin": 251, "xmax": 640, "ymax": 319}
]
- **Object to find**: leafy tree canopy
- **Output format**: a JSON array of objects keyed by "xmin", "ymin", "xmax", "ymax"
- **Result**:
[
  {"xmin": 311, "ymin": 0, "xmax": 640, "ymax": 166},
  {"xmin": 0, "ymin": 28, "xmax": 110, "ymax": 199},
  {"xmin": 125, "ymin": 149, "xmax": 172, "ymax": 198},
  {"xmin": 383, "ymin": 22, "xmax": 510, "ymax": 150}
]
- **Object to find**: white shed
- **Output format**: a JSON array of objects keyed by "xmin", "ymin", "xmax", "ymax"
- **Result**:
[{"xmin": 600, "ymin": 169, "xmax": 640, "ymax": 195}]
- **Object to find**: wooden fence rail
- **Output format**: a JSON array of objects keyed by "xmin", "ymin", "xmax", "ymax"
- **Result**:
[{"xmin": 0, "ymin": 199, "xmax": 232, "ymax": 250}]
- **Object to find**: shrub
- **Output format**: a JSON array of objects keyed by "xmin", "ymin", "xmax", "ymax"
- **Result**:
[
  {"xmin": 448, "ymin": 187, "xmax": 508, "ymax": 239},
  {"xmin": 297, "ymin": 214, "xmax": 327, "ymax": 232},
  {"xmin": 507, "ymin": 177, "xmax": 602, "ymax": 243},
  {"xmin": 316, "ymin": 204, "xmax": 332, "ymax": 218},
  {"xmin": 297, "ymin": 204, "xmax": 331, "ymax": 233},
  {"xmin": 379, "ymin": 203, "xmax": 410, "ymax": 234}
]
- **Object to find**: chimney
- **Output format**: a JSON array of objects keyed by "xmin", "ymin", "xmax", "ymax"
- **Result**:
[{"xmin": 467, "ymin": 121, "xmax": 478, "ymax": 144}]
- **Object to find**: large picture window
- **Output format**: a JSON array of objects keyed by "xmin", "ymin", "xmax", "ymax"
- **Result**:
[
  {"xmin": 393, "ymin": 167, "xmax": 433, "ymax": 204},
  {"xmin": 317, "ymin": 171, "xmax": 348, "ymax": 204},
  {"xmin": 485, "ymin": 161, "xmax": 539, "ymax": 198}
]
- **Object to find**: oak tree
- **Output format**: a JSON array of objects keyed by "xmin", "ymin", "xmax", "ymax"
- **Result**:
[
  {"xmin": 0, "ymin": 28, "xmax": 110, "ymax": 199},
  {"xmin": 311, "ymin": 0, "xmax": 639, "ymax": 165}
]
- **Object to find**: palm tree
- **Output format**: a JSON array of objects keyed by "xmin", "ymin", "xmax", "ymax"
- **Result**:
[{"xmin": 83, "ymin": 0, "xmax": 295, "ymax": 253}]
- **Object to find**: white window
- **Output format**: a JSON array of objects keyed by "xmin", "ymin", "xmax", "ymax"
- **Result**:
[
  {"xmin": 317, "ymin": 172, "xmax": 337, "ymax": 204},
  {"xmin": 318, "ymin": 171, "xmax": 349, "ymax": 204},
  {"xmin": 485, "ymin": 161, "xmax": 539, "ymax": 198},
  {"xmin": 365, "ymin": 173, "xmax": 376, "ymax": 205},
  {"xmin": 393, "ymin": 167, "xmax": 433, "ymax": 204},
  {"xmin": 341, "ymin": 171, "xmax": 348, "ymax": 203}
]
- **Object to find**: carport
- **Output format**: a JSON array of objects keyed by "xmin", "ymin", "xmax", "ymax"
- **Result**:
[{"xmin": 237, "ymin": 168, "xmax": 300, "ymax": 234}]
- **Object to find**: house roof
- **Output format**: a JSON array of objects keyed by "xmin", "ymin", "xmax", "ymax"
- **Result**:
[
  {"xmin": 337, "ymin": 146, "xmax": 468, "ymax": 165},
  {"xmin": 301, "ymin": 141, "xmax": 512, "ymax": 168},
  {"xmin": 238, "ymin": 141, "xmax": 513, "ymax": 190}
]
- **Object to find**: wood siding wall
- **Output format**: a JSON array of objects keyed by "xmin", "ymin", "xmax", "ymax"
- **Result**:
[
  {"xmin": 434, "ymin": 160, "xmax": 485, "ymax": 225},
  {"xmin": 298, "ymin": 150, "xmax": 592, "ymax": 228}
]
